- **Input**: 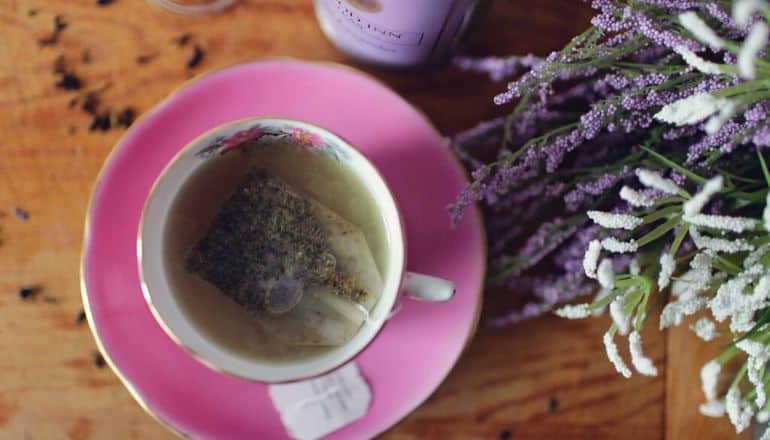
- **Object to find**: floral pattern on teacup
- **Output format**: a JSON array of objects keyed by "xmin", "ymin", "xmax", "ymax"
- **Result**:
[
  {"xmin": 194, "ymin": 122, "xmax": 348, "ymax": 162},
  {"xmin": 284, "ymin": 127, "xmax": 325, "ymax": 149},
  {"xmin": 220, "ymin": 126, "xmax": 264, "ymax": 153}
]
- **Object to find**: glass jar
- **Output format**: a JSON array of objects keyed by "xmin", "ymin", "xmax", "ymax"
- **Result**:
[{"xmin": 315, "ymin": 0, "xmax": 487, "ymax": 68}]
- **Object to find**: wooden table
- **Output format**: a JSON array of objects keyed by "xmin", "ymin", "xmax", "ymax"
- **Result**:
[{"xmin": 0, "ymin": 1, "xmax": 748, "ymax": 438}]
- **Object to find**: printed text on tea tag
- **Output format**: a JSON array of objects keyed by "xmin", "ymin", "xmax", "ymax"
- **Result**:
[{"xmin": 268, "ymin": 363, "xmax": 371, "ymax": 440}]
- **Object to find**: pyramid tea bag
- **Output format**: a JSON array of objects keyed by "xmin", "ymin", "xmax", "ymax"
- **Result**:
[{"xmin": 185, "ymin": 169, "xmax": 383, "ymax": 347}]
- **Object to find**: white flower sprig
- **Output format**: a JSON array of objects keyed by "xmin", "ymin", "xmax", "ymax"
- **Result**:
[
  {"xmin": 733, "ymin": 0, "xmax": 768, "ymax": 27},
  {"xmin": 603, "ymin": 331, "xmax": 632, "ymax": 378},
  {"xmin": 583, "ymin": 239, "xmax": 602, "ymax": 279},
  {"xmin": 620, "ymin": 185, "xmax": 655, "ymax": 207},
  {"xmin": 726, "ymin": 386, "xmax": 754, "ymax": 433},
  {"xmin": 764, "ymin": 192, "xmax": 770, "ymax": 231},
  {"xmin": 597, "ymin": 258, "xmax": 615, "ymax": 289},
  {"xmin": 691, "ymin": 317, "xmax": 719, "ymax": 341},
  {"xmin": 738, "ymin": 22, "xmax": 769, "ymax": 79},
  {"xmin": 555, "ymin": 304, "xmax": 592, "ymax": 319},
  {"xmin": 679, "ymin": 11, "xmax": 725, "ymax": 49},
  {"xmin": 675, "ymin": 46, "xmax": 725, "ymax": 74},
  {"xmin": 657, "ymin": 252, "xmax": 676, "ymax": 291},
  {"xmin": 686, "ymin": 214, "xmax": 759, "ymax": 233},
  {"xmin": 683, "ymin": 175, "xmax": 723, "ymax": 216},
  {"xmin": 700, "ymin": 399, "xmax": 726, "ymax": 417},
  {"xmin": 610, "ymin": 296, "xmax": 630, "ymax": 335},
  {"xmin": 654, "ymin": 93, "xmax": 733, "ymax": 127},
  {"xmin": 701, "ymin": 360, "xmax": 721, "ymax": 401},
  {"xmin": 587, "ymin": 210, "xmax": 643, "ymax": 230},
  {"xmin": 601, "ymin": 237, "xmax": 639, "ymax": 253},
  {"xmin": 629, "ymin": 331, "xmax": 658, "ymax": 376},
  {"xmin": 689, "ymin": 226, "xmax": 755, "ymax": 253},
  {"xmin": 636, "ymin": 168, "xmax": 682, "ymax": 195}
]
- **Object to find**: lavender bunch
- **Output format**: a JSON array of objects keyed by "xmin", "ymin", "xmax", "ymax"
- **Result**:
[{"xmin": 453, "ymin": 0, "xmax": 770, "ymax": 434}]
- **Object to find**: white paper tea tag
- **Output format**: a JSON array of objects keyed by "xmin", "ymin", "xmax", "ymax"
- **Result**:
[{"xmin": 268, "ymin": 363, "xmax": 371, "ymax": 440}]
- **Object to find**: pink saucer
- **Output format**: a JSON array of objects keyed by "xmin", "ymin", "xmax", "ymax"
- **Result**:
[{"xmin": 81, "ymin": 60, "xmax": 485, "ymax": 439}]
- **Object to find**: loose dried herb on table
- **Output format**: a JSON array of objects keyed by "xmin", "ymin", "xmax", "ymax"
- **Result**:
[
  {"xmin": 38, "ymin": 15, "xmax": 67, "ymax": 46},
  {"xmin": 185, "ymin": 169, "xmax": 365, "ymax": 313},
  {"xmin": 187, "ymin": 45, "xmax": 204, "ymax": 69}
]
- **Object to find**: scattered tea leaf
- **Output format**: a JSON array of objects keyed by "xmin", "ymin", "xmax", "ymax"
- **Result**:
[
  {"xmin": 115, "ymin": 107, "xmax": 136, "ymax": 128},
  {"xmin": 76, "ymin": 310, "xmax": 87, "ymax": 324},
  {"xmin": 548, "ymin": 397, "xmax": 559, "ymax": 412},
  {"xmin": 55, "ymin": 73, "xmax": 82, "ymax": 91},
  {"xmin": 13, "ymin": 207, "xmax": 29, "ymax": 221},
  {"xmin": 38, "ymin": 15, "xmax": 67, "ymax": 46},
  {"xmin": 499, "ymin": 430, "xmax": 512, "ymax": 440},
  {"xmin": 187, "ymin": 45, "xmax": 204, "ymax": 69},
  {"xmin": 136, "ymin": 53, "xmax": 157, "ymax": 65},
  {"xmin": 80, "ymin": 49, "xmax": 92, "ymax": 64},
  {"xmin": 81, "ymin": 92, "xmax": 99, "ymax": 114},
  {"xmin": 28, "ymin": 9, "xmax": 38, "ymax": 17},
  {"xmin": 93, "ymin": 352, "xmax": 106, "ymax": 368},
  {"xmin": 171, "ymin": 33, "xmax": 191, "ymax": 47},
  {"xmin": 18, "ymin": 286, "xmax": 38, "ymax": 300},
  {"xmin": 96, "ymin": 0, "xmax": 115, "ymax": 6},
  {"xmin": 53, "ymin": 54, "xmax": 67, "ymax": 74},
  {"xmin": 89, "ymin": 113, "xmax": 111, "ymax": 132}
]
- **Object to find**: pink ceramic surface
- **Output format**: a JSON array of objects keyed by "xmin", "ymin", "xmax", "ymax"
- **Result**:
[{"xmin": 82, "ymin": 60, "xmax": 485, "ymax": 439}]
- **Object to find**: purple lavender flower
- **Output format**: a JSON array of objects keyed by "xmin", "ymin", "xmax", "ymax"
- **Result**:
[{"xmin": 451, "ymin": 0, "xmax": 770, "ymax": 331}]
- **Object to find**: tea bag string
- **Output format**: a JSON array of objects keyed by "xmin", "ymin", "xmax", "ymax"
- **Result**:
[
  {"xmin": 354, "ymin": 302, "xmax": 376, "ymax": 323},
  {"xmin": 363, "ymin": 300, "xmax": 402, "ymax": 324}
]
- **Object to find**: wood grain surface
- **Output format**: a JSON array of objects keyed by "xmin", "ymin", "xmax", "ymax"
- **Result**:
[{"xmin": 0, "ymin": 0, "xmax": 749, "ymax": 438}]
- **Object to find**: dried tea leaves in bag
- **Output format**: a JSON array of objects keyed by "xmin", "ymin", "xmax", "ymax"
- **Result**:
[{"xmin": 185, "ymin": 169, "xmax": 383, "ymax": 346}]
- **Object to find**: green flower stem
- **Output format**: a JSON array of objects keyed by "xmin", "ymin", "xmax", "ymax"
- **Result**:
[
  {"xmin": 641, "ymin": 205, "xmax": 681, "ymax": 224},
  {"xmin": 653, "ymin": 196, "xmax": 688, "ymax": 207},
  {"xmin": 726, "ymin": 188, "xmax": 769, "ymax": 203},
  {"xmin": 717, "ymin": 345, "xmax": 741, "ymax": 365},
  {"xmin": 744, "ymin": 367, "xmax": 770, "ymax": 411},
  {"xmin": 758, "ymin": 150, "xmax": 770, "ymax": 188},
  {"xmin": 714, "ymin": 79, "xmax": 770, "ymax": 100},
  {"xmin": 640, "ymin": 145, "xmax": 704, "ymax": 189},
  {"xmin": 633, "ymin": 272, "xmax": 655, "ymax": 330},
  {"xmin": 590, "ymin": 290, "xmax": 619, "ymax": 310},
  {"xmin": 714, "ymin": 255, "xmax": 743, "ymax": 276},
  {"xmin": 669, "ymin": 224, "xmax": 689, "ymax": 257},
  {"xmin": 729, "ymin": 362, "xmax": 749, "ymax": 391},
  {"xmin": 637, "ymin": 215, "xmax": 682, "ymax": 247},
  {"xmin": 615, "ymin": 62, "xmax": 687, "ymax": 73},
  {"xmin": 504, "ymin": 122, "xmax": 580, "ymax": 164},
  {"xmin": 503, "ymin": 90, "xmax": 533, "ymax": 148},
  {"xmin": 624, "ymin": 287, "xmax": 644, "ymax": 313},
  {"xmin": 749, "ymin": 235, "xmax": 770, "ymax": 247},
  {"xmin": 589, "ymin": 279, "xmax": 640, "ymax": 310},
  {"xmin": 739, "ymin": 335, "xmax": 770, "ymax": 401},
  {"xmin": 744, "ymin": 365, "xmax": 770, "ymax": 402}
]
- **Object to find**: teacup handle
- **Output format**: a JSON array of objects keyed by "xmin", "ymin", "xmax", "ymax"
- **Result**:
[{"xmin": 402, "ymin": 272, "xmax": 456, "ymax": 302}]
